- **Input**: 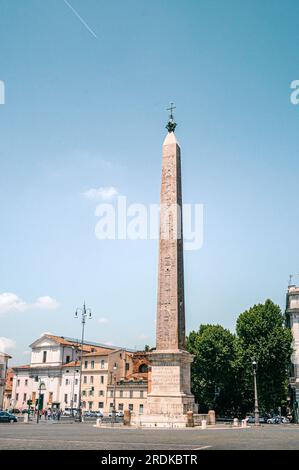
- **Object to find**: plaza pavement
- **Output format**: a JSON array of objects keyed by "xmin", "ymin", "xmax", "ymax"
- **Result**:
[{"xmin": 0, "ymin": 422, "xmax": 299, "ymax": 450}]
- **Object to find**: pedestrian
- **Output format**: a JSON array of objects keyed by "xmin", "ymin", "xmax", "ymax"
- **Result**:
[
  {"xmin": 57, "ymin": 410, "xmax": 61, "ymax": 421},
  {"xmin": 44, "ymin": 409, "xmax": 48, "ymax": 420}
]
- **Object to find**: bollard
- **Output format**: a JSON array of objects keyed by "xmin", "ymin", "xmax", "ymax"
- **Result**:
[
  {"xmin": 208, "ymin": 410, "xmax": 216, "ymax": 425},
  {"xmin": 186, "ymin": 411, "xmax": 194, "ymax": 427},
  {"xmin": 124, "ymin": 409, "xmax": 131, "ymax": 426},
  {"xmin": 96, "ymin": 418, "xmax": 101, "ymax": 427},
  {"xmin": 241, "ymin": 419, "xmax": 247, "ymax": 428},
  {"xmin": 233, "ymin": 418, "xmax": 239, "ymax": 427},
  {"xmin": 201, "ymin": 419, "xmax": 207, "ymax": 430},
  {"xmin": 23, "ymin": 413, "xmax": 29, "ymax": 423}
]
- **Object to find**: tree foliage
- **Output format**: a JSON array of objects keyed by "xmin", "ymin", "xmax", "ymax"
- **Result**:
[{"xmin": 187, "ymin": 300, "xmax": 293, "ymax": 417}]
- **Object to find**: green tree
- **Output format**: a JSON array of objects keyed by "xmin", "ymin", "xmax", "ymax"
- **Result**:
[
  {"xmin": 186, "ymin": 324, "xmax": 239, "ymax": 415},
  {"xmin": 236, "ymin": 299, "xmax": 293, "ymax": 414}
]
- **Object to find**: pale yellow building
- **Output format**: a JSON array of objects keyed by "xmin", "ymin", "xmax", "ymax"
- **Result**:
[{"xmin": 81, "ymin": 348, "xmax": 134, "ymax": 412}]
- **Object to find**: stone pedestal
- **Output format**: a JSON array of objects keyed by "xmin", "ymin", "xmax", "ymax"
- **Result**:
[{"xmin": 146, "ymin": 350, "xmax": 195, "ymax": 416}]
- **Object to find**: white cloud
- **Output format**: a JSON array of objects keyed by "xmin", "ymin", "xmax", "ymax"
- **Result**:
[
  {"xmin": 0, "ymin": 293, "xmax": 27, "ymax": 314},
  {"xmin": 33, "ymin": 296, "xmax": 60, "ymax": 310},
  {"xmin": 0, "ymin": 337, "xmax": 16, "ymax": 354},
  {"xmin": 83, "ymin": 186, "xmax": 119, "ymax": 201},
  {"xmin": 97, "ymin": 317, "xmax": 109, "ymax": 324},
  {"xmin": 0, "ymin": 293, "xmax": 60, "ymax": 316}
]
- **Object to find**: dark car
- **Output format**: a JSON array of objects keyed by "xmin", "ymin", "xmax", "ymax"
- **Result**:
[{"xmin": 0, "ymin": 411, "xmax": 18, "ymax": 423}]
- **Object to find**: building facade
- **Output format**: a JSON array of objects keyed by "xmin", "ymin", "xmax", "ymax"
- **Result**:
[
  {"xmin": 3, "ymin": 368, "xmax": 13, "ymax": 410},
  {"xmin": 286, "ymin": 284, "xmax": 299, "ymax": 409},
  {"xmin": 11, "ymin": 334, "xmax": 115, "ymax": 411},
  {"xmin": 0, "ymin": 352, "xmax": 11, "ymax": 409},
  {"xmin": 11, "ymin": 333, "xmax": 148, "ymax": 414}
]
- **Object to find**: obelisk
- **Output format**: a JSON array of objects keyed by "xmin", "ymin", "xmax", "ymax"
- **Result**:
[{"xmin": 146, "ymin": 105, "xmax": 195, "ymax": 419}]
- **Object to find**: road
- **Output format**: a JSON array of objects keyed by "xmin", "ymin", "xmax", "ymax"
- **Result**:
[{"xmin": 0, "ymin": 422, "xmax": 298, "ymax": 450}]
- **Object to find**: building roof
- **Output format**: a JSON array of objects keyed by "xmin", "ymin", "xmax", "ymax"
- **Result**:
[
  {"xmin": 0, "ymin": 352, "xmax": 12, "ymax": 359},
  {"xmin": 62, "ymin": 361, "xmax": 81, "ymax": 368},
  {"xmin": 13, "ymin": 364, "xmax": 31, "ymax": 370},
  {"xmin": 82, "ymin": 350, "xmax": 110, "ymax": 357}
]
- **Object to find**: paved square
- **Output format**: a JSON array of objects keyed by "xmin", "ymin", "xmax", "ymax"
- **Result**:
[{"xmin": 0, "ymin": 422, "xmax": 299, "ymax": 450}]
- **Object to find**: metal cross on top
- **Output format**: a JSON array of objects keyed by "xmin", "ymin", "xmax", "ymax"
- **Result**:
[
  {"xmin": 166, "ymin": 102, "xmax": 177, "ymax": 133},
  {"xmin": 167, "ymin": 102, "xmax": 176, "ymax": 119}
]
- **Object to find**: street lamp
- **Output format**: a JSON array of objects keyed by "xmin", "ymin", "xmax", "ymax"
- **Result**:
[
  {"xmin": 70, "ymin": 344, "xmax": 79, "ymax": 418},
  {"xmin": 252, "ymin": 360, "xmax": 260, "ymax": 426},
  {"xmin": 36, "ymin": 380, "xmax": 46, "ymax": 424},
  {"xmin": 75, "ymin": 302, "xmax": 92, "ymax": 422}
]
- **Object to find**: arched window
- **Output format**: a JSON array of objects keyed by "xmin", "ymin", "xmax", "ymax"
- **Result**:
[{"xmin": 138, "ymin": 363, "xmax": 148, "ymax": 373}]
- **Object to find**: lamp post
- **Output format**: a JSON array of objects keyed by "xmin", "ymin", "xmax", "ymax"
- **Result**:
[
  {"xmin": 75, "ymin": 302, "xmax": 92, "ymax": 422},
  {"xmin": 70, "ymin": 344, "xmax": 79, "ymax": 418},
  {"xmin": 36, "ymin": 380, "xmax": 46, "ymax": 424},
  {"xmin": 252, "ymin": 360, "xmax": 260, "ymax": 426}
]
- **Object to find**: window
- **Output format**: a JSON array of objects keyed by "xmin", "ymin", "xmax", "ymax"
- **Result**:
[
  {"xmin": 90, "ymin": 376, "xmax": 94, "ymax": 384},
  {"xmin": 140, "ymin": 391, "xmax": 144, "ymax": 398},
  {"xmin": 129, "ymin": 404, "xmax": 133, "ymax": 411},
  {"xmin": 98, "ymin": 402, "xmax": 104, "ymax": 409},
  {"xmin": 91, "ymin": 360, "xmax": 95, "ymax": 369},
  {"xmin": 66, "ymin": 355, "xmax": 70, "ymax": 363},
  {"xmin": 65, "ymin": 379, "xmax": 69, "ymax": 385},
  {"xmin": 119, "ymin": 390, "xmax": 123, "ymax": 398},
  {"xmin": 66, "ymin": 370, "xmax": 69, "ymax": 373},
  {"xmin": 83, "ymin": 376, "xmax": 87, "ymax": 384},
  {"xmin": 17, "ymin": 379, "xmax": 20, "ymax": 387},
  {"xmin": 43, "ymin": 351, "xmax": 47, "ymax": 363},
  {"xmin": 109, "ymin": 403, "xmax": 113, "ymax": 409},
  {"xmin": 89, "ymin": 389, "xmax": 93, "ymax": 396},
  {"xmin": 110, "ymin": 390, "xmax": 113, "ymax": 398},
  {"xmin": 74, "ymin": 394, "xmax": 77, "ymax": 403},
  {"xmin": 139, "ymin": 404, "xmax": 144, "ymax": 415},
  {"xmin": 99, "ymin": 390, "xmax": 104, "ymax": 397},
  {"xmin": 118, "ymin": 403, "xmax": 124, "ymax": 411},
  {"xmin": 129, "ymin": 390, "xmax": 133, "ymax": 398},
  {"xmin": 88, "ymin": 401, "xmax": 93, "ymax": 410},
  {"xmin": 84, "ymin": 360, "xmax": 88, "ymax": 369},
  {"xmin": 64, "ymin": 394, "xmax": 68, "ymax": 404},
  {"xmin": 82, "ymin": 390, "xmax": 86, "ymax": 396},
  {"xmin": 100, "ymin": 375, "xmax": 104, "ymax": 384},
  {"xmin": 49, "ymin": 392, "xmax": 53, "ymax": 403},
  {"xmin": 125, "ymin": 362, "xmax": 130, "ymax": 371},
  {"xmin": 25, "ymin": 379, "xmax": 28, "ymax": 386},
  {"xmin": 138, "ymin": 364, "xmax": 148, "ymax": 373},
  {"xmin": 75, "ymin": 379, "xmax": 78, "ymax": 385},
  {"xmin": 16, "ymin": 393, "xmax": 19, "ymax": 401},
  {"xmin": 100, "ymin": 360, "xmax": 105, "ymax": 369},
  {"xmin": 23, "ymin": 393, "xmax": 27, "ymax": 402}
]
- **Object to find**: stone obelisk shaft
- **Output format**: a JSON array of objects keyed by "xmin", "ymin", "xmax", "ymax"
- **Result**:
[{"xmin": 156, "ymin": 131, "xmax": 186, "ymax": 351}]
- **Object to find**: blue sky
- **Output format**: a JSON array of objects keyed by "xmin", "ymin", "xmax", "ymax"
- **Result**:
[{"xmin": 1, "ymin": 0, "xmax": 299, "ymax": 364}]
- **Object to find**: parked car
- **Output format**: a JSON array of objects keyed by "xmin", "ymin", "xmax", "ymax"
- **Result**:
[
  {"xmin": 108, "ymin": 411, "xmax": 124, "ymax": 418},
  {"xmin": 246, "ymin": 416, "xmax": 255, "ymax": 424},
  {"xmin": 0, "ymin": 412, "xmax": 18, "ymax": 423},
  {"xmin": 63, "ymin": 408, "xmax": 78, "ymax": 417},
  {"xmin": 267, "ymin": 415, "xmax": 289, "ymax": 424}
]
